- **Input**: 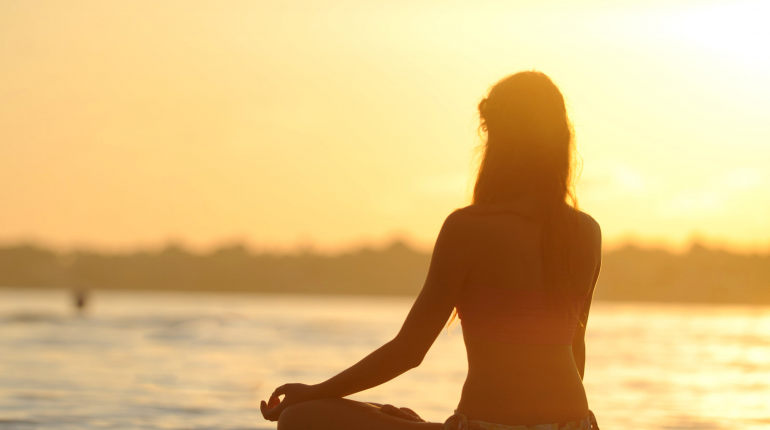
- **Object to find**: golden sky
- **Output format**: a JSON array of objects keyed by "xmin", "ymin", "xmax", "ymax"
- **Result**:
[{"xmin": 1, "ymin": 0, "xmax": 768, "ymax": 253}]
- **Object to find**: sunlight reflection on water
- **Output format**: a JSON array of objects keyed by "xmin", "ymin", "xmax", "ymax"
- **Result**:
[{"xmin": 0, "ymin": 289, "xmax": 769, "ymax": 429}]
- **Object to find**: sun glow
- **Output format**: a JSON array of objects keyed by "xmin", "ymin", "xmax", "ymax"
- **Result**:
[{"xmin": 0, "ymin": 0, "xmax": 768, "ymax": 252}]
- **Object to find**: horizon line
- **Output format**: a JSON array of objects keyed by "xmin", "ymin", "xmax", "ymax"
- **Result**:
[{"xmin": 1, "ymin": 236, "xmax": 768, "ymax": 257}]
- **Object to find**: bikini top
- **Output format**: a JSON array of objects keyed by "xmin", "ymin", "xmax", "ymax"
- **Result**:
[{"xmin": 456, "ymin": 286, "xmax": 587, "ymax": 345}]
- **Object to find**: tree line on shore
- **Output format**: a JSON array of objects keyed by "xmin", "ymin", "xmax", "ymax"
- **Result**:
[{"xmin": 1, "ymin": 241, "xmax": 769, "ymax": 304}]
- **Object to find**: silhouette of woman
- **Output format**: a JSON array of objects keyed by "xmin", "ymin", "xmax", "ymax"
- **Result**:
[{"xmin": 260, "ymin": 71, "xmax": 602, "ymax": 430}]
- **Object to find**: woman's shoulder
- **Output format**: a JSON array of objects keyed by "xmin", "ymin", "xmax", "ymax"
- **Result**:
[
  {"xmin": 570, "ymin": 207, "xmax": 600, "ymax": 231},
  {"xmin": 440, "ymin": 203, "xmax": 536, "ymax": 246},
  {"xmin": 571, "ymin": 208, "xmax": 601, "ymax": 240},
  {"xmin": 441, "ymin": 205, "xmax": 480, "ymax": 231},
  {"xmin": 569, "ymin": 207, "xmax": 602, "ymax": 260},
  {"xmin": 445, "ymin": 203, "xmax": 601, "ymax": 241},
  {"xmin": 443, "ymin": 204, "xmax": 514, "ymax": 227},
  {"xmin": 434, "ymin": 206, "xmax": 491, "ymax": 245},
  {"xmin": 452, "ymin": 201, "xmax": 542, "ymax": 219}
]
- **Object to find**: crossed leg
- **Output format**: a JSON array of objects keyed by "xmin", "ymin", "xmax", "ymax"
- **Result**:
[{"xmin": 277, "ymin": 398, "xmax": 445, "ymax": 430}]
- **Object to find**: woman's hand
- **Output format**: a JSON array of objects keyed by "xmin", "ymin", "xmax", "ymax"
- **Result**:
[{"xmin": 260, "ymin": 383, "xmax": 316, "ymax": 422}]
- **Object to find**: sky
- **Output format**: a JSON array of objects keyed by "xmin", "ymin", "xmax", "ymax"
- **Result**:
[{"xmin": 1, "ymin": 0, "xmax": 769, "ymax": 253}]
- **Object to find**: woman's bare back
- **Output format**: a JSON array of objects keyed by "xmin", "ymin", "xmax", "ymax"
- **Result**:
[{"xmin": 452, "ymin": 201, "xmax": 602, "ymax": 425}]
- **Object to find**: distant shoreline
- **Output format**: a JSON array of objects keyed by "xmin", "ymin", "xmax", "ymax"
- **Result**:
[{"xmin": 1, "ymin": 241, "xmax": 769, "ymax": 305}]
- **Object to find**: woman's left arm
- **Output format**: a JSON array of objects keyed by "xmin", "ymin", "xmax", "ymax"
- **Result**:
[
  {"xmin": 261, "ymin": 211, "xmax": 475, "ymax": 420},
  {"xmin": 571, "ymin": 216, "xmax": 602, "ymax": 380}
]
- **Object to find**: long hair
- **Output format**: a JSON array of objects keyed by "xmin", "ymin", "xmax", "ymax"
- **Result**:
[
  {"xmin": 449, "ymin": 71, "xmax": 581, "ymax": 328},
  {"xmin": 476, "ymin": 71, "xmax": 580, "ymax": 291}
]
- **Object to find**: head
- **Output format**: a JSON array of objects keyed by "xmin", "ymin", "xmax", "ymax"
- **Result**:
[
  {"xmin": 474, "ymin": 71, "xmax": 581, "ymax": 294},
  {"xmin": 474, "ymin": 71, "xmax": 578, "ymax": 208}
]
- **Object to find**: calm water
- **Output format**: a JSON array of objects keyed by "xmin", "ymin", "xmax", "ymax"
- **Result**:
[{"xmin": 1, "ymin": 289, "xmax": 769, "ymax": 430}]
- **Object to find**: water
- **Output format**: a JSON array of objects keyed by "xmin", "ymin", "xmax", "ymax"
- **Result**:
[{"xmin": 1, "ymin": 289, "xmax": 769, "ymax": 430}]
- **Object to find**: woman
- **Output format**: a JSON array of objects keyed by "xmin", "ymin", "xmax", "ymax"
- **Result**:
[{"xmin": 260, "ymin": 71, "xmax": 602, "ymax": 430}]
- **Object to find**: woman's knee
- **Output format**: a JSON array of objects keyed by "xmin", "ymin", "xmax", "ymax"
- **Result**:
[
  {"xmin": 277, "ymin": 398, "xmax": 373, "ymax": 430},
  {"xmin": 276, "ymin": 402, "xmax": 311, "ymax": 430},
  {"xmin": 277, "ymin": 399, "xmax": 338, "ymax": 430}
]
